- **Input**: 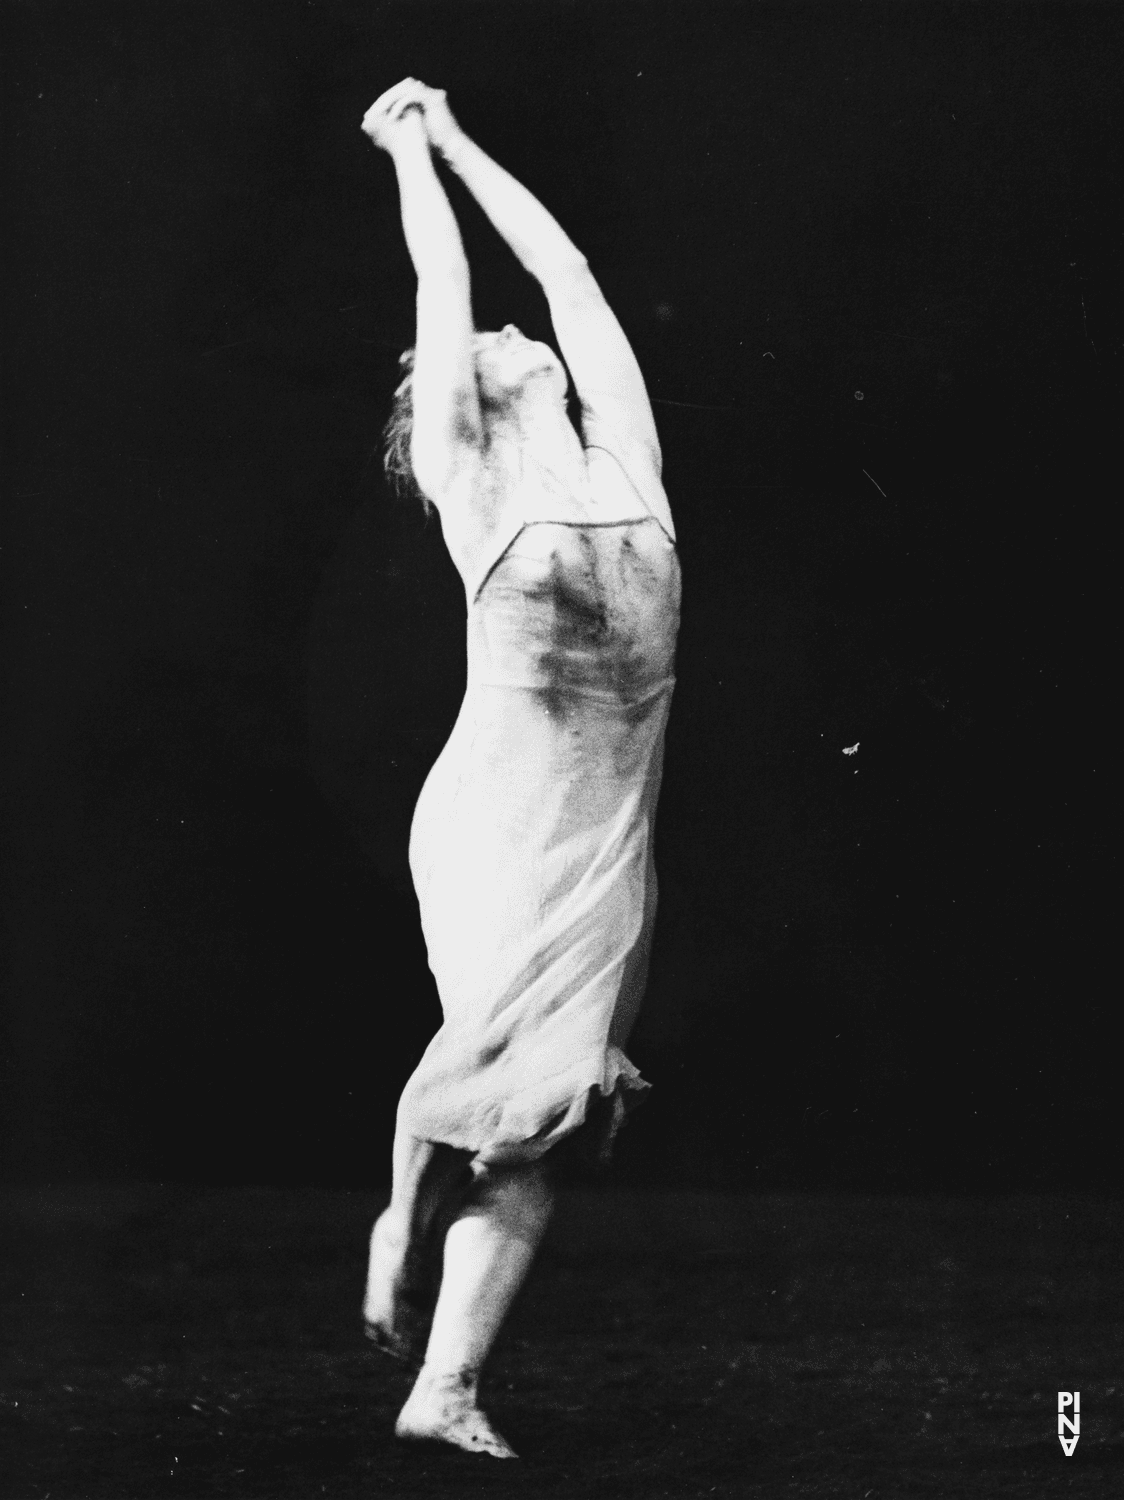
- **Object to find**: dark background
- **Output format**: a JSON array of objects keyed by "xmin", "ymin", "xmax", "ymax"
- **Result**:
[{"xmin": 3, "ymin": 0, "xmax": 1118, "ymax": 1193}]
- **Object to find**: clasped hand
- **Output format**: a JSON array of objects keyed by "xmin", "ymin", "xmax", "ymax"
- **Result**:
[{"xmin": 361, "ymin": 78, "xmax": 461, "ymax": 156}]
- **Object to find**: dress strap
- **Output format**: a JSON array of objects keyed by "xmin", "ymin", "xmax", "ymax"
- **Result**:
[
  {"xmin": 469, "ymin": 513, "xmax": 531, "ymax": 605},
  {"xmin": 465, "ymin": 432, "xmax": 675, "ymax": 603},
  {"xmin": 470, "ymin": 515, "xmax": 670, "ymax": 606},
  {"xmin": 584, "ymin": 441, "xmax": 676, "ymax": 547}
]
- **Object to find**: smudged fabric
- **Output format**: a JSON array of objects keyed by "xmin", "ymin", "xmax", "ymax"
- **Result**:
[{"xmin": 397, "ymin": 428, "xmax": 680, "ymax": 1169}]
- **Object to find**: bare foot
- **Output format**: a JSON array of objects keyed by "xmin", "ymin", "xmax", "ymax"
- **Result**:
[
  {"xmin": 394, "ymin": 1367, "xmax": 517, "ymax": 1458},
  {"xmin": 362, "ymin": 1211, "xmax": 428, "ymax": 1366}
]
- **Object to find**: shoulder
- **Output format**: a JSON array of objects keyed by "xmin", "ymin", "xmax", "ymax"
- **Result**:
[
  {"xmin": 584, "ymin": 427, "xmax": 675, "ymax": 542},
  {"xmin": 421, "ymin": 447, "xmax": 517, "ymax": 592},
  {"xmin": 582, "ymin": 400, "xmax": 662, "ymax": 474}
]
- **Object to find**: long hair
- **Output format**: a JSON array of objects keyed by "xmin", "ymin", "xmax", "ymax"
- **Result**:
[
  {"xmin": 382, "ymin": 349, "xmax": 432, "ymax": 513},
  {"xmin": 383, "ymin": 342, "xmax": 535, "ymax": 513}
]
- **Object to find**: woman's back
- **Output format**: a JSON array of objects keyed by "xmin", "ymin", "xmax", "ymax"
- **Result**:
[
  {"xmin": 473, "ymin": 516, "xmax": 679, "ymax": 707},
  {"xmin": 431, "ymin": 434, "xmax": 680, "ymax": 820}
]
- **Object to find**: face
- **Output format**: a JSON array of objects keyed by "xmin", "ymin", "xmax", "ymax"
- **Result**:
[{"xmin": 474, "ymin": 325, "xmax": 568, "ymax": 404}]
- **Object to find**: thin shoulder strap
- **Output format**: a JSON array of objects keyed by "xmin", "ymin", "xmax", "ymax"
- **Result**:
[
  {"xmin": 468, "ymin": 511, "xmax": 529, "ymax": 604},
  {"xmin": 584, "ymin": 441, "xmax": 676, "ymax": 545},
  {"xmin": 465, "ymin": 439, "xmax": 563, "ymax": 602}
]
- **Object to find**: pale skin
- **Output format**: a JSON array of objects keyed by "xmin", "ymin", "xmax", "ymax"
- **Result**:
[{"xmin": 359, "ymin": 79, "xmax": 668, "ymax": 1458}]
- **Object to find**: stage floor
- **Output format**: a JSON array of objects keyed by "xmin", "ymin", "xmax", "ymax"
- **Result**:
[{"xmin": 3, "ymin": 1185, "xmax": 1120, "ymax": 1497}]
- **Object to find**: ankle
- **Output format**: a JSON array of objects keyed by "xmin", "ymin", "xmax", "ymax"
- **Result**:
[{"xmin": 417, "ymin": 1363, "xmax": 480, "ymax": 1398}]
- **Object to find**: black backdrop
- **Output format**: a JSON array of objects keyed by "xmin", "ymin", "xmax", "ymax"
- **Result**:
[{"xmin": 3, "ymin": 1, "xmax": 1117, "ymax": 1192}]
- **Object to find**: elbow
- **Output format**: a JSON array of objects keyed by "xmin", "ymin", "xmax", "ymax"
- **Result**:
[{"xmin": 536, "ymin": 252, "xmax": 594, "ymax": 295}]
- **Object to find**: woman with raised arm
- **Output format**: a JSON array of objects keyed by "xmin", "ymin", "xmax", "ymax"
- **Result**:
[{"xmin": 359, "ymin": 79, "xmax": 680, "ymax": 1458}]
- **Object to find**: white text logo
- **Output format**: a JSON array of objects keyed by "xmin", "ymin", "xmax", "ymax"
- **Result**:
[{"xmin": 1058, "ymin": 1391, "xmax": 1080, "ymax": 1456}]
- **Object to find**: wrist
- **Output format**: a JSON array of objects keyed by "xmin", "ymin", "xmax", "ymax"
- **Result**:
[
  {"xmin": 436, "ymin": 126, "xmax": 472, "ymax": 170},
  {"xmin": 390, "ymin": 129, "xmax": 432, "ymax": 170}
]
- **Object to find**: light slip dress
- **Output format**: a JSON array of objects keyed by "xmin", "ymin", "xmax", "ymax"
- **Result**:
[{"xmin": 396, "ymin": 416, "xmax": 681, "ymax": 1170}]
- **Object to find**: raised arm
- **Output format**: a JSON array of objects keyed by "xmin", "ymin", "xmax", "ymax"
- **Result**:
[
  {"xmin": 362, "ymin": 83, "xmax": 482, "ymax": 504},
  {"xmin": 413, "ymin": 86, "xmax": 663, "ymax": 476}
]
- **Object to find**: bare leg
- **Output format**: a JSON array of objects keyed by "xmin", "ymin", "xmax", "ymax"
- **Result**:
[
  {"xmin": 395, "ymin": 1161, "xmax": 554, "ymax": 1457},
  {"xmin": 363, "ymin": 1118, "xmax": 473, "ymax": 1363}
]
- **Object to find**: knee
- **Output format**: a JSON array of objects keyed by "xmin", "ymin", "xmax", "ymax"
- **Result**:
[{"xmin": 481, "ymin": 1162, "xmax": 554, "ymax": 1237}]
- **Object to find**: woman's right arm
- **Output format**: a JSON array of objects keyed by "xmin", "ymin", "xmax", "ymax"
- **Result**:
[{"xmin": 362, "ymin": 83, "xmax": 482, "ymax": 503}]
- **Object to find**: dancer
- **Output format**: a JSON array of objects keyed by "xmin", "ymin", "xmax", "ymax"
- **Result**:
[{"xmin": 359, "ymin": 79, "xmax": 680, "ymax": 1458}]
